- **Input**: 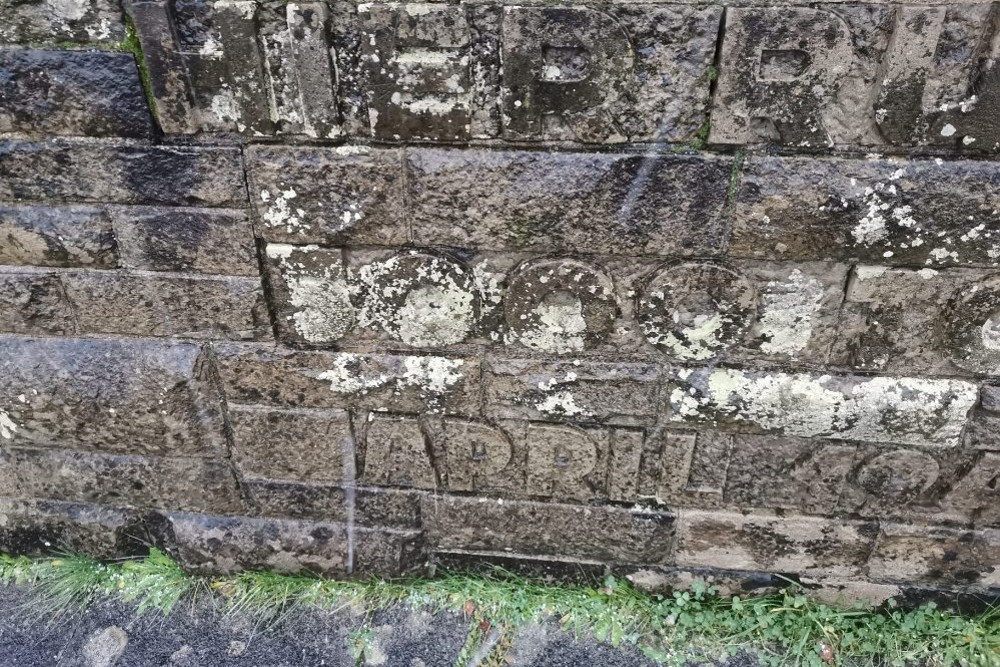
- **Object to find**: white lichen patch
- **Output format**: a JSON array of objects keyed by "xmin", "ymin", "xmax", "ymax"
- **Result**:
[
  {"xmin": 668, "ymin": 368, "xmax": 977, "ymax": 448},
  {"xmin": 517, "ymin": 298, "xmax": 587, "ymax": 354},
  {"xmin": 402, "ymin": 356, "xmax": 465, "ymax": 394},
  {"xmin": 266, "ymin": 244, "xmax": 355, "ymax": 343},
  {"xmin": 756, "ymin": 270, "xmax": 824, "ymax": 355},
  {"xmin": 0, "ymin": 410, "xmax": 18, "ymax": 440},
  {"xmin": 983, "ymin": 315, "xmax": 1000, "ymax": 351},
  {"xmin": 534, "ymin": 390, "xmax": 593, "ymax": 417},
  {"xmin": 317, "ymin": 353, "xmax": 390, "ymax": 394},
  {"xmin": 260, "ymin": 188, "xmax": 306, "ymax": 234},
  {"xmin": 317, "ymin": 353, "xmax": 464, "ymax": 402}
]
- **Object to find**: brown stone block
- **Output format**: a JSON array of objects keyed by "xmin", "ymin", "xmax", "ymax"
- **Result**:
[
  {"xmin": 676, "ymin": 510, "xmax": 877, "ymax": 578},
  {"xmin": 408, "ymin": 148, "xmax": 730, "ymax": 256},
  {"xmin": 65, "ymin": 272, "xmax": 267, "ymax": 340},
  {"xmin": 214, "ymin": 344, "xmax": 481, "ymax": 416},
  {"xmin": 0, "ymin": 271, "xmax": 75, "ymax": 335},
  {"xmin": 421, "ymin": 494, "xmax": 675, "ymax": 564},
  {"xmin": 244, "ymin": 480, "xmax": 423, "ymax": 529},
  {"xmin": 229, "ymin": 405, "xmax": 352, "ymax": 483},
  {"xmin": 111, "ymin": 207, "xmax": 257, "ymax": 276},
  {"xmin": 869, "ymin": 523, "xmax": 1000, "ymax": 587},
  {"xmin": 0, "ymin": 497, "xmax": 143, "ymax": 559},
  {"xmin": 5, "ymin": 446, "xmax": 242, "ymax": 514},
  {"xmin": 154, "ymin": 511, "xmax": 424, "ymax": 577},
  {"xmin": 245, "ymin": 145, "xmax": 406, "ymax": 245},
  {"xmin": 0, "ymin": 336, "xmax": 226, "ymax": 457},
  {"xmin": 0, "ymin": 204, "xmax": 118, "ymax": 268},
  {"xmin": 731, "ymin": 156, "xmax": 1000, "ymax": 267},
  {"xmin": 0, "ymin": 140, "xmax": 246, "ymax": 208}
]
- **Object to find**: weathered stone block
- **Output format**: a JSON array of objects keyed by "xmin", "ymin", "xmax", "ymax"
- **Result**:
[
  {"xmin": 229, "ymin": 405, "xmax": 351, "ymax": 483},
  {"xmin": 245, "ymin": 145, "xmax": 405, "ymax": 245},
  {"xmin": 285, "ymin": 2, "xmax": 340, "ymax": 139},
  {"xmin": 213, "ymin": 344, "xmax": 481, "ymax": 416},
  {"xmin": 0, "ymin": 49, "xmax": 154, "ymax": 138},
  {"xmin": 665, "ymin": 366, "xmax": 979, "ymax": 448},
  {"xmin": 485, "ymin": 358, "xmax": 660, "ymax": 426},
  {"xmin": 64, "ymin": 272, "xmax": 267, "ymax": 340},
  {"xmin": 407, "ymin": 149, "xmax": 730, "ymax": 255},
  {"xmin": 153, "ymin": 511, "xmax": 424, "ymax": 576},
  {"xmin": 264, "ymin": 244, "xmax": 355, "ymax": 345},
  {"xmin": 360, "ymin": 414, "xmax": 437, "ymax": 489},
  {"xmin": 731, "ymin": 156, "xmax": 1000, "ymax": 267},
  {"xmin": 6, "ymin": 446, "xmax": 242, "ymax": 514},
  {"xmin": 648, "ymin": 429, "xmax": 731, "ymax": 509},
  {"xmin": 0, "ymin": 498, "xmax": 142, "ymax": 560},
  {"xmin": 868, "ymin": 524, "xmax": 1000, "ymax": 587},
  {"xmin": 245, "ymin": 481, "xmax": 423, "ymax": 529},
  {"xmin": 0, "ymin": 271, "xmax": 76, "ymax": 335},
  {"xmin": 0, "ymin": 0, "xmax": 125, "ymax": 45},
  {"xmin": 0, "ymin": 337, "xmax": 225, "ymax": 457},
  {"xmin": 111, "ymin": 207, "xmax": 257, "ymax": 276},
  {"xmin": 0, "ymin": 140, "xmax": 245, "ymax": 207},
  {"xmin": 676, "ymin": 510, "xmax": 877, "ymax": 578},
  {"xmin": 0, "ymin": 204, "xmax": 118, "ymax": 268},
  {"xmin": 939, "ymin": 451, "xmax": 1000, "ymax": 527},
  {"xmin": 422, "ymin": 495, "xmax": 675, "ymax": 564}
]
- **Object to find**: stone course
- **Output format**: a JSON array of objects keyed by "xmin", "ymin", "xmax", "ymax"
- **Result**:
[{"xmin": 0, "ymin": 0, "xmax": 999, "ymax": 601}]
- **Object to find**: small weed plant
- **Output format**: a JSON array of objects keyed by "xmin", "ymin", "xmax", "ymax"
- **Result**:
[{"xmin": 2, "ymin": 551, "xmax": 998, "ymax": 666}]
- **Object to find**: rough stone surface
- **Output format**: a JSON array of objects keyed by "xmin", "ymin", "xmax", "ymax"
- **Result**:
[
  {"xmin": 0, "ymin": 204, "xmax": 118, "ymax": 268},
  {"xmin": 0, "ymin": 0, "xmax": 125, "ymax": 45}
]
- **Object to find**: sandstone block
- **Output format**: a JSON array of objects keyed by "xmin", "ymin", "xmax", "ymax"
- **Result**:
[
  {"xmin": 731, "ymin": 156, "xmax": 1000, "ymax": 267},
  {"xmin": 245, "ymin": 481, "xmax": 423, "ymax": 529},
  {"xmin": 0, "ymin": 140, "xmax": 245, "ymax": 207},
  {"xmin": 408, "ymin": 148, "xmax": 730, "ymax": 255},
  {"xmin": 0, "ymin": 204, "xmax": 118, "ymax": 268},
  {"xmin": 214, "ymin": 344, "xmax": 481, "ymax": 416},
  {"xmin": 676, "ymin": 510, "xmax": 877, "ymax": 578},
  {"xmin": 0, "ymin": 49, "xmax": 154, "ymax": 138},
  {"xmin": 868, "ymin": 524, "xmax": 1000, "ymax": 587},
  {"xmin": 422, "ymin": 494, "xmax": 675, "ymax": 564},
  {"xmin": 0, "ymin": 337, "xmax": 226, "ymax": 457}
]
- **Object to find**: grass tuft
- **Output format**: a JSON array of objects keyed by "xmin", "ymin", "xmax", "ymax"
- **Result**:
[{"xmin": 2, "ymin": 552, "xmax": 1000, "ymax": 666}]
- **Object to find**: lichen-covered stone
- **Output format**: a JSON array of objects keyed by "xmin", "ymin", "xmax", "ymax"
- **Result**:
[
  {"xmin": 422, "ymin": 494, "xmax": 675, "ymax": 564},
  {"xmin": 408, "ymin": 148, "xmax": 730, "ymax": 255},
  {"xmin": 0, "ymin": 337, "xmax": 226, "ymax": 457},
  {"xmin": 0, "ymin": 204, "xmax": 118, "ymax": 268},
  {"xmin": 264, "ymin": 244, "xmax": 355, "ymax": 345},
  {"xmin": 731, "ymin": 156, "xmax": 1000, "ymax": 267},
  {"xmin": 0, "ymin": 0, "xmax": 125, "ymax": 45},
  {"xmin": 0, "ymin": 49, "xmax": 154, "ymax": 138}
]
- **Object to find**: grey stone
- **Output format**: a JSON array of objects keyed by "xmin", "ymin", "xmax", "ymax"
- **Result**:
[
  {"xmin": 0, "ymin": 49, "xmax": 153, "ymax": 138},
  {"xmin": 0, "ymin": 204, "xmax": 118, "ymax": 268},
  {"xmin": 213, "ymin": 344, "xmax": 481, "ymax": 416},
  {"xmin": 0, "ymin": 497, "xmax": 143, "ymax": 559},
  {"xmin": 64, "ymin": 272, "xmax": 267, "ymax": 340},
  {"xmin": 422, "ymin": 494, "xmax": 675, "ymax": 564},
  {"xmin": 111, "ymin": 207, "xmax": 257, "ymax": 276},
  {"xmin": 360, "ymin": 414, "xmax": 436, "ymax": 490},
  {"xmin": 245, "ymin": 480, "xmax": 423, "ymax": 529},
  {"xmin": 229, "ymin": 404, "xmax": 352, "ymax": 482},
  {"xmin": 0, "ymin": 336, "xmax": 226, "ymax": 457},
  {"xmin": 81, "ymin": 626, "xmax": 128, "ymax": 667},
  {"xmin": 868, "ymin": 524, "xmax": 1000, "ymax": 587},
  {"xmin": 730, "ymin": 156, "xmax": 1000, "ymax": 267},
  {"xmin": 0, "ymin": 140, "xmax": 246, "ymax": 207},
  {"xmin": 245, "ymin": 145, "xmax": 406, "ymax": 245},
  {"xmin": 154, "ymin": 511, "xmax": 424, "ymax": 577},
  {"xmin": 286, "ymin": 2, "xmax": 339, "ymax": 139},
  {"xmin": 0, "ymin": 0, "xmax": 125, "ymax": 45},
  {"xmin": 0, "ymin": 271, "xmax": 76, "ymax": 335},
  {"xmin": 213, "ymin": 1, "xmax": 273, "ymax": 136},
  {"xmin": 408, "ymin": 148, "xmax": 730, "ymax": 256}
]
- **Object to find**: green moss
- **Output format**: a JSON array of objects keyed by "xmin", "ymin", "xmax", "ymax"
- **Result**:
[
  {"xmin": 3, "ymin": 551, "xmax": 1000, "ymax": 667},
  {"xmin": 114, "ymin": 16, "xmax": 158, "ymax": 118}
]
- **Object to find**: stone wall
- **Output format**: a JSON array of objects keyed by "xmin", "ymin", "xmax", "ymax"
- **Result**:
[{"xmin": 1, "ymin": 0, "xmax": 999, "ymax": 598}]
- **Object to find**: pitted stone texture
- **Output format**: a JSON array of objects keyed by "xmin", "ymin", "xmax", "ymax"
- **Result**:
[
  {"xmin": 0, "ymin": 272, "xmax": 76, "ymax": 335},
  {"xmin": 636, "ymin": 262, "xmax": 756, "ymax": 362},
  {"xmin": 153, "ymin": 511, "xmax": 423, "ymax": 577},
  {"xmin": 0, "ymin": 49, "xmax": 153, "ymax": 138},
  {"xmin": 504, "ymin": 258, "xmax": 618, "ymax": 354},
  {"xmin": 422, "ymin": 495, "xmax": 675, "ymax": 564},
  {"xmin": 501, "ymin": 5, "xmax": 719, "ymax": 143},
  {"xmin": 731, "ymin": 156, "xmax": 1000, "ymax": 267},
  {"xmin": 245, "ymin": 481, "xmax": 423, "ymax": 529},
  {"xmin": 408, "ymin": 149, "xmax": 730, "ymax": 256},
  {"xmin": 264, "ymin": 244, "xmax": 355, "ymax": 345},
  {"xmin": 649, "ymin": 430, "xmax": 732, "ymax": 510},
  {"xmin": 0, "ymin": 498, "xmax": 142, "ymax": 559},
  {"xmin": 246, "ymin": 145, "xmax": 405, "ymax": 245},
  {"xmin": 832, "ymin": 266, "xmax": 992, "ymax": 374},
  {"xmin": 4, "ymin": 446, "xmax": 242, "ymax": 514},
  {"xmin": 665, "ymin": 366, "xmax": 978, "ymax": 448},
  {"xmin": 360, "ymin": 415, "xmax": 436, "ymax": 489},
  {"xmin": 676, "ymin": 510, "xmax": 877, "ymax": 578},
  {"xmin": 869, "ymin": 524, "xmax": 1000, "ymax": 587},
  {"xmin": 214, "ymin": 344, "xmax": 480, "ymax": 416},
  {"xmin": 0, "ymin": 337, "xmax": 226, "ymax": 457},
  {"xmin": 285, "ymin": 2, "xmax": 340, "ymax": 139},
  {"xmin": 111, "ymin": 208, "xmax": 257, "ymax": 276},
  {"xmin": 0, "ymin": 141, "xmax": 245, "ymax": 208},
  {"xmin": 63, "ymin": 273, "xmax": 267, "ymax": 340},
  {"xmin": 229, "ymin": 405, "xmax": 352, "ymax": 483},
  {"xmin": 0, "ymin": 205, "xmax": 118, "ymax": 268},
  {"xmin": 0, "ymin": 0, "xmax": 125, "ymax": 45},
  {"xmin": 485, "ymin": 358, "xmax": 660, "ymax": 427}
]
